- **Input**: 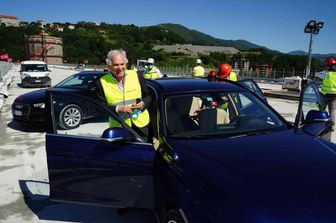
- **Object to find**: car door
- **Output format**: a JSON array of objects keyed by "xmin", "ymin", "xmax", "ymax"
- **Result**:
[
  {"xmin": 295, "ymin": 81, "xmax": 332, "ymax": 140},
  {"xmin": 238, "ymin": 78, "xmax": 268, "ymax": 103},
  {"xmin": 45, "ymin": 90, "xmax": 155, "ymax": 209}
]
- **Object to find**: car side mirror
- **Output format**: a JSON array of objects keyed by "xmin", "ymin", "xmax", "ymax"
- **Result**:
[
  {"xmin": 304, "ymin": 110, "xmax": 330, "ymax": 123},
  {"xmin": 302, "ymin": 110, "xmax": 332, "ymax": 141},
  {"xmin": 101, "ymin": 127, "xmax": 135, "ymax": 143}
]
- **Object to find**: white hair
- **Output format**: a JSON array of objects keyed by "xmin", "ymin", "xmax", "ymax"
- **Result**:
[{"xmin": 105, "ymin": 49, "xmax": 128, "ymax": 66}]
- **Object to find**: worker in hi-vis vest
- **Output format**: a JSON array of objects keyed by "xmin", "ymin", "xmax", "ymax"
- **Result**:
[
  {"xmin": 95, "ymin": 49, "xmax": 151, "ymax": 136},
  {"xmin": 217, "ymin": 63, "xmax": 238, "ymax": 81},
  {"xmin": 192, "ymin": 59, "xmax": 205, "ymax": 77},
  {"xmin": 320, "ymin": 58, "xmax": 336, "ymax": 130},
  {"xmin": 144, "ymin": 58, "xmax": 162, "ymax": 79}
]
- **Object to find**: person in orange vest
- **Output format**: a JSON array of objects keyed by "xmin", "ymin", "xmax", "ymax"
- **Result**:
[
  {"xmin": 217, "ymin": 63, "xmax": 238, "ymax": 81},
  {"xmin": 95, "ymin": 49, "xmax": 152, "ymax": 136}
]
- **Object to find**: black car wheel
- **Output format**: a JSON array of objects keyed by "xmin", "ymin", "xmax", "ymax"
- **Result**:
[
  {"xmin": 164, "ymin": 209, "xmax": 185, "ymax": 223},
  {"xmin": 59, "ymin": 104, "xmax": 83, "ymax": 129}
]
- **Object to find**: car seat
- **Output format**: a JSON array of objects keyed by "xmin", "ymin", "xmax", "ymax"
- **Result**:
[{"xmin": 166, "ymin": 96, "xmax": 198, "ymax": 134}]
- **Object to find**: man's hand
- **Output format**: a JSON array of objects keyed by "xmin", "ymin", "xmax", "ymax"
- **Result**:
[
  {"xmin": 131, "ymin": 101, "xmax": 145, "ymax": 110},
  {"xmin": 116, "ymin": 105, "xmax": 133, "ymax": 113}
]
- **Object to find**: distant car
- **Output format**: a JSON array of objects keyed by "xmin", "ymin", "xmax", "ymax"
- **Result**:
[
  {"xmin": 19, "ymin": 60, "xmax": 51, "ymax": 87},
  {"xmin": 12, "ymin": 71, "xmax": 105, "ymax": 129},
  {"xmin": 75, "ymin": 64, "xmax": 85, "ymax": 70},
  {"xmin": 44, "ymin": 77, "xmax": 333, "ymax": 223}
]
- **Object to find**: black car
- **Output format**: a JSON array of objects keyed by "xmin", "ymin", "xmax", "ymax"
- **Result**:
[{"xmin": 12, "ymin": 71, "xmax": 105, "ymax": 129}]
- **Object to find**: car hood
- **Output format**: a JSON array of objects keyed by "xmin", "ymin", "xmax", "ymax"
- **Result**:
[
  {"xmin": 166, "ymin": 130, "xmax": 336, "ymax": 222},
  {"xmin": 14, "ymin": 89, "xmax": 46, "ymax": 103},
  {"xmin": 14, "ymin": 88, "xmax": 82, "ymax": 104}
]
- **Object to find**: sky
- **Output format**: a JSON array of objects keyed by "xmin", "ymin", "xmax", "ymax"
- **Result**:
[{"xmin": 1, "ymin": 0, "xmax": 335, "ymax": 54}]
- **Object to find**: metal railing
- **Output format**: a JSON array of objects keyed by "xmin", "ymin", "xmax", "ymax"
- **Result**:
[{"xmin": 159, "ymin": 66, "xmax": 313, "ymax": 80}]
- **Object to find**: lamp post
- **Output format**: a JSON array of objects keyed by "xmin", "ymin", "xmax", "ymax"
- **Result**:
[{"xmin": 304, "ymin": 20, "xmax": 324, "ymax": 79}]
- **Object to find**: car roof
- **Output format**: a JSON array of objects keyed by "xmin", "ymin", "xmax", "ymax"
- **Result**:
[
  {"xmin": 71, "ymin": 70, "xmax": 106, "ymax": 79},
  {"xmin": 77, "ymin": 70, "xmax": 106, "ymax": 76},
  {"xmin": 147, "ymin": 77, "xmax": 247, "ymax": 94}
]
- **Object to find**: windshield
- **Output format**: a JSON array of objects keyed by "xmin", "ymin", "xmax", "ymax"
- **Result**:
[
  {"xmin": 165, "ymin": 91, "xmax": 288, "ymax": 138},
  {"xmin": 55, "ymin": 73, "xmax": 99, "ymax": 89},
  {"xmin": 21, "ymin": 64, "xmax": 48, "ymax": 72}
]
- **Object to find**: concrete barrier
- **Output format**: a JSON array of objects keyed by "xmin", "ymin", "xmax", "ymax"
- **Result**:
[{"xmin": 0, "ymin": 62, "xmax": 14, "ymax": 110}]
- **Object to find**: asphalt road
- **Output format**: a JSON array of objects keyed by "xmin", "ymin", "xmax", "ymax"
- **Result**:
[{"xmin": 0, "ymin": 65, "xmax": 334, "ymax": 222}]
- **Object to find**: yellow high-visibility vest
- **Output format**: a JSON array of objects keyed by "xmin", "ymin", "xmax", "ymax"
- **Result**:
[
  {"xmin": 321, "ymin": 71, "xmax": 336, "ymax": 95},
  {"xmin": 229, "ymin": 72, "xmax": 238, "ymax": 81},
  {"xmin": 193, "ymin": 65, "xmax": 205, "ymax": 77},
  {"xmin": 144, "ymin": 66, "xmax": 159, "ymax": 79},
  {"xmin": 100, "ymin": 70, "xmax": 150, "ymax": 128}
]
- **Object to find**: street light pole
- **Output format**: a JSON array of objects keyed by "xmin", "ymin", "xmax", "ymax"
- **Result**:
[
  {"xmin": 304, "ymin": 20, "xmax": 324, "ymax": 79},
  {"xmin": 305, "ymin": 31, "xmax": 313, "ymax": 79}
]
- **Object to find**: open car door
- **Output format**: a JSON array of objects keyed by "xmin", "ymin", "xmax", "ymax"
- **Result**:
[
  {"xmin": 45, "ymin": 90, "xmax": 155, "ymax": 209},
  {"xmin": 238, "ymin": 78, "xmax": 268, "ymax": 103},
  {"xmin": 295, "ymin": 81, "xmax": 332, "ymax": 140}
]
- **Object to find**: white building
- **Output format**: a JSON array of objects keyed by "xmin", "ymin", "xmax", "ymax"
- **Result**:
[{"xmin": 0, "ymin": 15, "xmax": 20, "ymax": 27}]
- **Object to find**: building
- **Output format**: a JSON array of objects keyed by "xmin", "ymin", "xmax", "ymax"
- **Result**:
[
  {"xmin": 255, "ymin": 64, "xmax": 273, "ymax": 77},
  {"xmin": 24, "ymin": 31, "xmax": 63, "ymax": 64},
  {"xmin": 153, "ymin": 44, "xmax": 239, "ymax": 56},
  {"xmin": 0, "ymin": 15, "xmax": 20, "ymax": 27},
  {"xmin": 234, "ymin": 59, "xmax": 250, "ymax": 71}
]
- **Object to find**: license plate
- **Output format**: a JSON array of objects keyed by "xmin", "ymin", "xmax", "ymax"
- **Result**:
[
  {"xmin": 35, "ymin": 80, "xmax": 41, "ymax": 83},
  {"xmin": 14, "ymin": 110, "xmax": 23, "ymax": 116}
]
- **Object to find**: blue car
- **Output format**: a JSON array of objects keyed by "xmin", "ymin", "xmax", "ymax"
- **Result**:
[{"xmin": 45, "ymin": 77, "xmax": 334, "ymax": 223}]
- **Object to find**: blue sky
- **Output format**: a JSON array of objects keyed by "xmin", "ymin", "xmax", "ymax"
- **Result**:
[{"xmin": 1, "ymin": 0, "xmax": 335, "ymax": 54}]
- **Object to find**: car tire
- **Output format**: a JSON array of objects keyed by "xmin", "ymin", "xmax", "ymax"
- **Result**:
[
  {"xmin": 59, "ymin": 104, "xmax": 83, "ymax": 129},
  {"xmin": 164, "ymin": 209, "xmax": 185, "ymax": 223}
]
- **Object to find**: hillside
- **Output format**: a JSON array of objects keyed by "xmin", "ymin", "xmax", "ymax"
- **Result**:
[
  {"xmin": 288, "ymin": 50, "xmax": 336, "ymax": 58},
  {"xmin": 0, "ymin": 21, "xmax": 325, "ymax": 71},
  {"xmin": 157, "ymin": 23, "xmax": 270, "ymax": 51}
]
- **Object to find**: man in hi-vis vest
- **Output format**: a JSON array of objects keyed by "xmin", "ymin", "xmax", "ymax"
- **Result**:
[
  {"xmin": 321, "ymin": 58, "xmax": 336, "ymax": 130},
  {"xmin": 192, "ymin": 59, "xmax": 205, "ymax": 77},
  {"xmin": 144, "ymin": 58, "xmax": 162, "ymax": 79},
  {"xmin": 95, "ymin": 49, "xmax": 151, "ymax": 136}
]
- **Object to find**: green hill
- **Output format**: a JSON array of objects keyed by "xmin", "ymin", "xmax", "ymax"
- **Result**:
[
  {"xmin": 0, "ymin": 21, "xmax": 324, "ymax": 71},
  {"xmin": 157, "ymin": 23, "xmax": 269, "ymax": 51}
]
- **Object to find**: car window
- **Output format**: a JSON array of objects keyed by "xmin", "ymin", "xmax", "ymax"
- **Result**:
[
  {"xmin": 21, "ymin": 64, "xmax": 48, "ymax": 72},
  {"xmin": 302, "ymin": 83, "xmax": 323, "ymax": 119},
  {"xmin": 235, "ymin": 93, "xmax": 252, "ymax": 108},
  {"xmin": 56, "ymin": 73, "xmax": 97, "ymax": 89},
  {"xmin": 238, "ymin": 79, "xmax": 268, "ymax": 103},
  {"xmin": 165, "ymin": 91, "xmax": 288, "ymax": 138},
  {"xmin": 51, "ymin": 94, "xmax": 110, "ymax": 137}
]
